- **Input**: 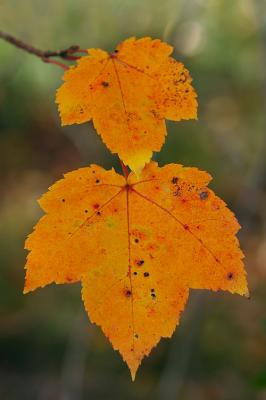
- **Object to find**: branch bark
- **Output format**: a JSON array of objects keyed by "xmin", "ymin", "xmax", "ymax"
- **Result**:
[{"xmin": 0, "ymin": 30, "xmax": 87, "ymax": 70}]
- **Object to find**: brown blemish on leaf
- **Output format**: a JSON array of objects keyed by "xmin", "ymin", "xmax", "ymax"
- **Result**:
[
  {"xmin": 101, "ymin": 81, "xmax": 109, "ymax": 87},
  {"xmin": 171, "ymin": 177, "xmax": 178, "ymax": 184},
  {"xmin": 227, "ymin": 272, "xmax": 234, "ymax": 280},
  {"xmin": 146, "ymin": 243, "xmax": 158, "ymax": 252},
  {"xmin": 173, "ymin": 188, "xmax": 181, "ymax": 197},
  {"xmin": 132, "ymin": 229, "xmax": 148, "ymax": 241},
  {"xmin": 200, "ymin": 191, "xmax": 208, "ymax": 200},
  {"xmin": 144, "ymin": 272, "xmax": 150, "ymax": 277}
]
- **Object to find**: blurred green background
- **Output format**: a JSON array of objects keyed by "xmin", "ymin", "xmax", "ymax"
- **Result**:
[{"xmin": 0, "ymin": 0, "xmax": 266, "ymax": 399}]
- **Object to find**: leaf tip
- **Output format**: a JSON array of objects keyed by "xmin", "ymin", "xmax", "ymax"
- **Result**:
[
  {"xmin": 130, "ymin": 368, "xmax": 137, "ymax": 382},
  {"xmin": 124, "ymin": 150, "xmax": 153, "ymax": 176},
  {"xmin": 23, "ymin": 285, "xmax": 29, "ymax": 295},
  {"xmin": 127, "ymin": 360, "xmax": 139, "ymax": 382}
]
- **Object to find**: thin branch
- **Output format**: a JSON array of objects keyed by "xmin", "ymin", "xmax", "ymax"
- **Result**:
[{"xmin": 0, "ymin": 30, "xmax": 87, "ymax": 70}]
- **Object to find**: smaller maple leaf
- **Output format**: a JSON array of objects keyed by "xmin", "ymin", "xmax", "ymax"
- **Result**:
[
  {"xmin": 56, "ymin": 37, "xmax": 197, "ymax": 174},
  {"xmin": 24, "ymin": 162, "xmax": 248, "ymax": 380}
]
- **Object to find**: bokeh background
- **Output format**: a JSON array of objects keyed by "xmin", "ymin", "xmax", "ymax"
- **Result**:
[{"xmin": 0, "ymin": 0, "xmax": 266, "ymax": 399}]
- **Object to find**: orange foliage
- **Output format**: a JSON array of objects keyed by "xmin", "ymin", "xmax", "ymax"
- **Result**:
[
  {"xmin": 56, "ymin": 37, "xmax": 197, "ymax": 173},
  {"xmin": 24, "ymin": 162, "xmax": 248, "ymax": 379}
]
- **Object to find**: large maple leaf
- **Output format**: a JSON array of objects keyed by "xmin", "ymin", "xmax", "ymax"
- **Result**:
[
  {"xmin": 56, "ymin": 37, "xmax": 197, "ymax": 173},
  {"xmin": 24, "ymin": 162, "xmax": 248, "ymax": 379}
]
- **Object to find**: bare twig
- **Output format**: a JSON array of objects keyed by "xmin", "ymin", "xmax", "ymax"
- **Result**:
[{"xmin": 0, "ymin": 30, "xmax": 87, "ymax": 70}]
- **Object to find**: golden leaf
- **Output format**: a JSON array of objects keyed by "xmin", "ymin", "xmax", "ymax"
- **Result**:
[
  {"xmin": 56, "ymin": 38, "xmax": 197, "ymax": 173},
  {"xmin": 24, "ymin": 162, "xmax": 248, "ymax": 379}
]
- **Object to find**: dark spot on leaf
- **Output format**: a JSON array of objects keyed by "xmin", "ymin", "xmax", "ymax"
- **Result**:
[
  {"xmin": 92, "ymin": 170, "xmax": 95, "ymax": 174},
  {"xmin": 184, "ymin": 224, "xmax": 189, "ymax": 230},
  {"xmin": 136, "ymin": 260, "xmax": 144, "ymax": 266},
  {"xmin": 173, "ymin": 189, "xmax": 181, "ymax": 197},
  {"xmin": 134, "ymin": 238, "xmax": 139, "ymax": 243},
  {"xmin": 151, "ymin": 288, "xmax": 155, "ymax": 292},
  {"xmin": 97, "ymin": 211, "xmax": 101, "ymax": 216},
  {"xmin": 93, "ymin": 203, "xmax": 100, "ymax": 209},
  {"xmin": 101, "ymin": 81, "xmax": 109, "ymax": 87},
  {"xmin": 200, "ymin": 191, "xmax": 208, "ymax": 200},
  {"xmin": 95, "ymin": 179, "xmax": 100, "ymax": 183},
  {"xmin": 151, "ymin": 293, "xmax": 156, "ymax": 298},
  {"xmin": 85, "ymin": 210, "xmax": 88, "ymax": 213},
  {"xmin": 125, "ymin": 290, "xmax": 132, "ymax": 297},
  {"xmin": 114, "ymin": 49, "xmax": 119, "ymax": 53},
  {"xmin": 133, "ymin": 272, "xmax": 137, "ymax": 276},
  {"xmin": 227, "ymin": 272, "xmax": 234, "ymax": 280},
  {"xmin": 134, "ymin": 334, "xmax": 139, "ymax": 339},
  {"xmin": 62, "ymin": 199, "xmax": 65, "ymax": 202},
  {"xmin": 144, "ymin": 272, "xmax": 149, "ymax": 277},
  {"xmin": 172, "ymin": 177, "xmax": 178, "ymax": 184}
]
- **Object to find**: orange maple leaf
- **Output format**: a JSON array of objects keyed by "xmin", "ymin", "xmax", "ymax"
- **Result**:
[
  {"xmin": 24, "ymin": 162, "xmax": 248, "ymax": 379},
  {"xmin": 56, "ymin": 37, "xmax": 197, "ymax": 173}
]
